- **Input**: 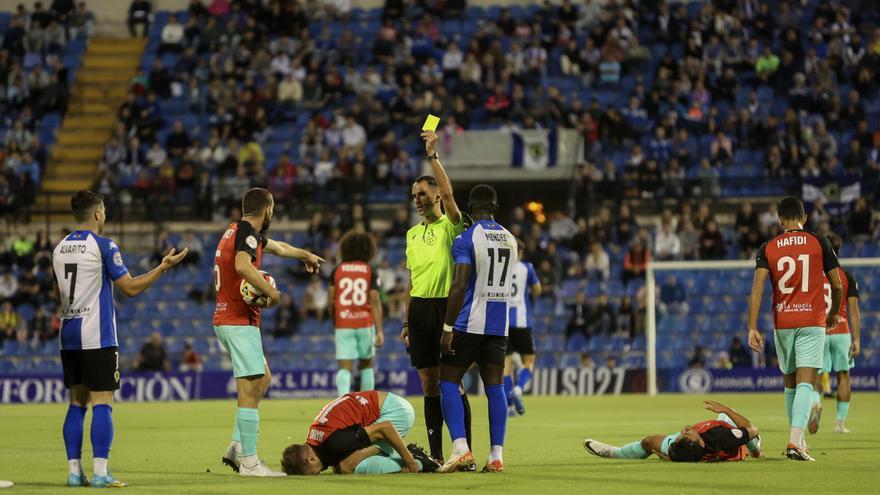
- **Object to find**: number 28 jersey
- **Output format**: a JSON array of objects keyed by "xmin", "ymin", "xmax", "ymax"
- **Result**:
[
  {"xmin": 755, "ymin": 229, "xmax": 839, "ymax": 330},
  {"xmin": 332, "ymin": 261, "xmax": 380, "ymax": 329},
  {"xmin": 451, "ymin": 220, "xmax": 518, "ymax": 336}
]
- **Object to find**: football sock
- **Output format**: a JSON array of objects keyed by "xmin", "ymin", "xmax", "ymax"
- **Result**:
[
  {"xmin": 489, "ymin": 445, "xmax": 503, "ymax": 463},
  {"xmin": 811, "ymin": 390, "xmax": 821, "ymax": 407},
  {"xmin": 836, "ymin": 401, "xmax": 849, "ymax": 422},
  {"xmin": 503, "ymin": 376, "xmax": 514, "ymax": 400},
  {"xmin": 517, "ymin": 367, "xmax": 533, "ymax": 391},
  {"xmin": 439, "ymin": 382, "xmax": 466, "ymax": 453},
  {"xmin": 91, "ymin": 405, "xmax": 113, "ymax": 477},
  {"xmin": 231, "ymin": 409, "xmax": 241, "ymax": 445},
  {"xmin": 615, "ymin": 441, "xmax": 650, "ymax": 459},
  {"xmin": 236, "ymin": 407, "xmax": 260, "ymax": 458},
  {"xmin": 784, "ymin": 387, "xmax": 796, "ymax": 425},
  {"xmin": 336, "ymin": 369, "xmax": 352, "ymax": 396},
  {"xmin": 790, "ymin": 382, "xmax": 813, "ymax": 445},
  {"xmin": 424, "ymin": 395, "xmax": 445, "ymax": 460},
  {"xmin": 461, "ymin": 392, "xmax": 472, "ymax": 451},
  {"xmin": 353, "ymin": 455, "xmax": 421, "ymax": 474},
  {"xmin": 68, "ymin": 459, "xmax": 82, "ymax": 477},
  {"xmin": 63, "ymin": 405, "xmax": 86, "ymax": 471},
  {"xmin": 360, "ymin": 368, "xmax": 375, "ymax": 391},
  {"xmin": 486, "ymin": 384, "xmax": 508, "ymax": 449}
]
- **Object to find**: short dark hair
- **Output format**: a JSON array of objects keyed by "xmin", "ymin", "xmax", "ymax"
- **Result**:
[
  {"xmin": 414, "ymin": 175, "xmax": 438, "ymax": 187},
  {"xmin": 777, "ymin": 196, "xmax": 806, "ymax": 221},
  {"xmin": 70, "ymin": 190, "xmax": 104, "ymax": 223},
  {"xmin": 241, "ymin": 188, "xmax": 273, "ymax": 216},
  {"xmin": 668, "ymin": 438, "xmax": 704, "ymax": 462},
  {"xmin": 280, "ymin": 444, "xmax": 312, "ymax": 475},
  {"xmin": 468, "ymin": 184, "xmax": 497, "ymax": 212},
  {"xmin": 827, "ymin": 232, "xmax": 842, "ymax": 256},
  {"xmin": 339, "ymin": 230, "xmax": 376, "ymax": 263}
]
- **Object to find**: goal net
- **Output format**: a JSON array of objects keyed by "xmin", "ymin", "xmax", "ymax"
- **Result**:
[{"xmin": 646, "ymin": 257, "xmax": 880, "ymax": 396}]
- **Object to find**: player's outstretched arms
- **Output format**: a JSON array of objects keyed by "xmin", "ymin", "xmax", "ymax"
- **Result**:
[
  {"xmin": 421, "ymin": 131, "xmax": 461, "ymax": 225},
  {"xmin": 746, "ymin": 268, "xmax": 768, "ymax": 352},
  {"xmin": 337, "ymin": 446, "xmax": 382, "ymax": 475},
  {"xmin": 264, "ymin": 238, "xmax": 324, "ymax": 273},
  {"xmin": 115, "ymin": 248, "xmax": 188, "ymax": 297},
  {"xmin": 365, "ymin": 422, "xmax": 420, "ymax": 473},
  {"xmin": 235, "ymin": 251, "xmax": 281, "ymax": 307},
  {"xmin": 703, "ymin": 401, "xmax": 759, "ymax": 440}
]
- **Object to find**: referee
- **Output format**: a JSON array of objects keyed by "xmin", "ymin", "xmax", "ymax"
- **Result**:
[{"xmin": 401, "ymin": 130, "xmax": 472, "ymax": 462}]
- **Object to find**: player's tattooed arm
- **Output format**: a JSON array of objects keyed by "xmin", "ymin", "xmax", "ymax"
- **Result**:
[
  {"xmin": 336, "ymin": 446, "xmax": 382, "ymax": 475},
  {"xmin": 263, "ymin": 238, "xmax": 324, "ymax": 273},
  {"xmin": 364, "ymin": 422, "xmax": 420, "ymax": 473},
  {"xmin": 421, "ymin": 130, "xmax": 461, "ymax": 225},
  {"xmin": 746, "ymin": 268, "xmax": 768, "ymax": 352}
]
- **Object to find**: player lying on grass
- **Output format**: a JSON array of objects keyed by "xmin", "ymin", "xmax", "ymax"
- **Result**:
[
  {"xmin": 584, "ymin": 400, "xmax": 762, "ymax": 462},
  {"xmin": 281, "ymin": 391, "xmax": 440, "ymax": 475}
]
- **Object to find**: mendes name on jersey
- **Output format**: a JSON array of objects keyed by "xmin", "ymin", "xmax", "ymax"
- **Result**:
[
  {"xmin": 826, "ymin": 267, "xmax": 859, "ymax": 335},
  {"xmin": 52, "ymin": 230, "xmax": 129, "ymax": 350},
  {"xmin": 508, "ymin": 260, "xmax": 539, "ymax": 329},
  {"xmin": 451, "ymin": 220, "xmax": 518, "ymax": 336},
  {"xmin": 756, "ymin": 229, "xmax": 839, "ymax": 329},
  {"xmin": 213, "ymin": 221, "xmax": 267, "ymax": 327},
  {"xmin": 332, "ymin": 261, "xmax": 380, "ymax": 329}
]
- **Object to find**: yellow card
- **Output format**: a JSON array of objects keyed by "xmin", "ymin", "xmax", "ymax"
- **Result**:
[{"xmin": 422, "ymin": 114, "xmax": 440, "ymax": 132}]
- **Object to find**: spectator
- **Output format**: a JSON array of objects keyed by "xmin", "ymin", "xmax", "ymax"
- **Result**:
[
  {"xmin": 128, "ymin": 0, "xmax": 151, "ymax": 37},
  {"xmin": 159, "ymin": 14, "xmax": 184, "ymax": 54},
  {"xmin": 654, "ymin": 220, "xmax": 681, "ymax": 260},
  {"xmin": 134, "ymin": 332, "xmax": 170, "ymax": 372},
  {"xmin": 179, "ymin": 342, "xmax": 203, "ymax": 372},
  {"xmin": 695, "ymin": 158, "xmax": 721, "ymax": 197},
  {"xmin": 536, "ymin": 259, "xmax": 558, "ymax": 298},
  {"xmin": 566, "ymin": 291, "xmax": 590, "ymax": 341},
  {"xmin": 0, "ymin": 302, "xmax": 22, "ymax": 341},
  {"xmin": 179, "ymin": 232, "xmax": 203, "ymax": 266},
  {"xmin": 0, "ymin": 272, "xmax": 18, "ymax": 301},
  {"xmin": 659, "ymin": 276, "xmax": 688, "ymax": 315},
  {"xmin": 699, "ymin": 220, "xmax": 727, "ymax": 260},
  {"xmin": 580, "ymin": 353, "xmax": 596, "ymax": 369},
  {"xmin": 589, "ymin": 293, "xmax": 617, "ymax": 336},
  {"xmin": 734, "ymin": 202, "xmax": 759, "ymax": 239},
  {"xmin": 729, "ymin": 337, "xmax": 751, "ymax": 368},
  {"xmin": 622, "ymin": 239, "xmax": 649, "ymax": 284},
  {"xmin": 301, "ymin": 276, "xmax": 328, "ymax": 322},
  {"xmin": 687, "ymin": 345, "xmax": 707, "ymax": 368},
  {"xmin": 848, "ymin": 197, "xmax": 875, "ymax": 242},
  {"xmin": 755, "ymin": 46, "xmax": 779, "ymax": 82}
]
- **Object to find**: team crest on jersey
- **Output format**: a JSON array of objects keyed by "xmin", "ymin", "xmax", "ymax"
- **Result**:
[
  {"xmin": 424, "ymin": 229, "xmax": 436, "ymax": 246},
  {"xmin": 731, "ymin": 429, "xmax": 743, "ymax": 439},
  {"xmin": 113, "ymin": 252, "xmax": 124, "ymax": 267},
  {"xmin": 246, "ymin": 235, "xmax": 258, "ymax": 249}
]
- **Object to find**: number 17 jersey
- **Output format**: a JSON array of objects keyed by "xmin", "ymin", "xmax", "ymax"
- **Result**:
[{"xmin": 755, "ymin": 229, "xmax": 839, "ymax": 330}]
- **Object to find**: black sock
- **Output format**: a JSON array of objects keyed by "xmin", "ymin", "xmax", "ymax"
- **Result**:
[
  {"xmin": 461, "ymin": 393, "xmax": 472, "ymax": 451},
  {"xmin": 424, "ymin": 395, "xmax": 444, "ymax": 460}
]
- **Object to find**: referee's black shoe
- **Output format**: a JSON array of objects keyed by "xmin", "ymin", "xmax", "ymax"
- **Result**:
[{"xmin": 408, "ymin": 444, "xmax": 442, "ymax": 473}]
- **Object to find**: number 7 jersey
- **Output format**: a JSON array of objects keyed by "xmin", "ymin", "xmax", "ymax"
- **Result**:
[
  {"xmin": 451, "ymin": 220, "xmax": 518, "ymax": 336},
  {"xmin": 755, "ymin": 229, "xmax": 839, "ymax": 330}
]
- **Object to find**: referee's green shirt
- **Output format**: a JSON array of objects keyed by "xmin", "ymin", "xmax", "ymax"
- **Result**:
[{"xmin": 405, "ymin": 214, "xmax": 466, "ymax": 298}]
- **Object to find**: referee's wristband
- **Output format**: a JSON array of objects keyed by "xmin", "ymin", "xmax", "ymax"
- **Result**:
[{"xmin": 443, "ymin": 324, "xmax": 454, "ymax": 333}]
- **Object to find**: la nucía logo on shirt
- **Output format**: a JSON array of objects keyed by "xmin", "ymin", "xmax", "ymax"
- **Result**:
[{"xmin": 775, "ymin": 302, "xmax": 813, "ymax": 313}]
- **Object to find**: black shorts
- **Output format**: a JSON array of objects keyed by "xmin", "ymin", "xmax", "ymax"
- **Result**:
[
  {"xmin": 441, "ymin": 332, "xmax": 508, "ymax": 369},
  {"xmin": 505, "ymin": 327, "xmax": 536, "ymax": 355},
  {"xmin": 408, "ymin": 297, "xmax": 447, "ymax": 369},
  {"xmin": 61, "ymin": 347, "xmax": 120, "ymax": 391}
]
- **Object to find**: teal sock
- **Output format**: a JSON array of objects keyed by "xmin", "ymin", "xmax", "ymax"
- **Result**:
[
  {"xmin": 236, "ymin": 407, "xmax": 259, "ymax": 457},
  {"xmin": 354, "ymin": 455, "xmax": 421, "ymax": 474},
  {"xmin": 784, "ymin": 387, "xmax": 796, "ymax": 425},
  {"xmin": 361, "ymin": 368, "xmax": 375, "ymax": 391},
  {"xmin": 614, "ymin": 441, "xmax": 650, "ymax": 459},
  {"xmin": 232, "ymin": 414, "xmax": 241, "ymax": 443},
  {"xmin": 811, "ymin": 390, "xmax": 821, "ymax": 407},
  {"xmin": 836, "ymin": 402, "xmax": 850, "ymax": 422},
  {"xmin": 791, "ymin": 383, "xmax": 813, "ymax": 429},
  {"xmin": 336, "ymin": 369, "xmax": 352, "ymax": 396}
]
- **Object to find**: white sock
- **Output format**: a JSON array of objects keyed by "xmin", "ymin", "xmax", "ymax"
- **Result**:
[
  {"xmin": 789, "ymin": 427, "xmax": 804, "ymax": 447},
  {"xmin": 240, "ymin": 454, "xmax": 259, "ymax": 468},
  {"xmin": 452, "ymin": 438, "xmax": 470, "ymax": 456},
  {"xmin": 230, "ymin": 441, "xmax": 242, "ymax": 455},
  {"xmin": 488, "ymin": 445, "xmax": 503, "ymax": 463},
  {"xmin": 836, "ymin": 419, "xmax": 845, "ymax": 429},
  {"xmin": 93, "ymin": 458, "xmax": 108, "ymax": 477},
  {"xmin": 513, "ymin": 386, "xmax": 523, "ymax": 396},
  {"xmin": 68, "ymin": 459, "xmax": 82, "ymax": 476}
]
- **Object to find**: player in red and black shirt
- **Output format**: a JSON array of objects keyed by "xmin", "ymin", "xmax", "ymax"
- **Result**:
[
  {"xmin": 809, "ymin": 233, "xmax": 861, "ymax": 435},
  {"xmin": 327, "ymin": 231, "xmax": 384, "ymax": 396},
  {"xmin": 584, "ymin": 400, "xmax": 762, "ymax": 462},
  {"xmin": 213, "ymin": 188, "xmax": 324, "ymax": 477},
  {"xmin": 280, "ymin": 391, "xmax": 439, "ymax": 475},
  {"xmin": 747, "ymin": 197, "xmax": 842, "ymax": 461}
]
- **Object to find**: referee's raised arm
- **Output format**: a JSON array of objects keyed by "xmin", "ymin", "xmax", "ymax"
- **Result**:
[{"xmin": 421, "ymin": 131, "xmax": 460, "ymax": 225}]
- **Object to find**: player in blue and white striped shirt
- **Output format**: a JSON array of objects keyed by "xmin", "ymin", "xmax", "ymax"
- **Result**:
[
  {"xmin": 52, "ymin": 191, "xmax": 186, "ymax": 488},
  {"xmin": 437, "ymin": 185, "xmax": 517, "ymax": 473},
  {"xmin": 504, "ymin": 241, "xmax": 542, "ymax": 416}
]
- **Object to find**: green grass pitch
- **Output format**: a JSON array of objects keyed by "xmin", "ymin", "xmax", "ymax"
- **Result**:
[{"xmin": 2, "ymin": 393, "xmax": 878, "ymax": 494}]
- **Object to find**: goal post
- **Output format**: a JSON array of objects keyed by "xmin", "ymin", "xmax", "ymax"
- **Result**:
[{"xmin": 646, "ymin": 257, "xmax": 880, "ymax": 396}]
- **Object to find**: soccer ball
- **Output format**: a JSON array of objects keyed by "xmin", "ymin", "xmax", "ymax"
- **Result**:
[{"xmin": 240, "ymin": 270, "xmax": 277, "ymax": 305}]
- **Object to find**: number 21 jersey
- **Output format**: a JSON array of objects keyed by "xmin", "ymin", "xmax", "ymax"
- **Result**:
[{"xmin": 755, "ymin": 229, "xmax": 839, "ymax": 329}]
